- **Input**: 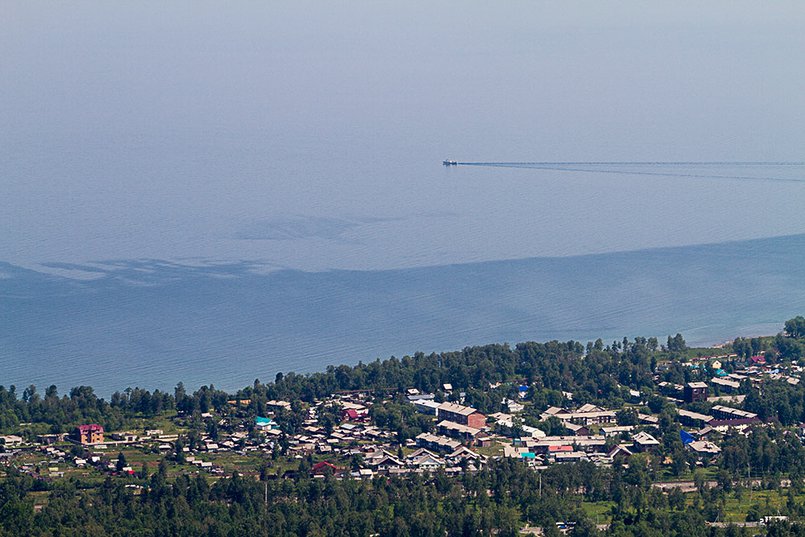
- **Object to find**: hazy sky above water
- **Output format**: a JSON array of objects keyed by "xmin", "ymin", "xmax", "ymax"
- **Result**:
[{"xmin": 2, "ymin": 1, "xmax": 805, "ymax": 273}]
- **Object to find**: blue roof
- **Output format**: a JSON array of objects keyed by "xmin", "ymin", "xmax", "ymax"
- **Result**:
[
  {"xmin": 518, "ymin": 385, "xmax": 529, "ymax": 392},
  {"xmin": 680, "ymin": 430, "xmax": 695, "ymax": 445},
  {"xmin": 715, "ymin": 369, "xmax": 728, "ymax": 377},
  {"xmin": 520, "ymin": 452, "xmax": 536, "ymax": 459},
  {"xmin": 256, "ymin": 416, "xmax": 274, "ymax": 425}
]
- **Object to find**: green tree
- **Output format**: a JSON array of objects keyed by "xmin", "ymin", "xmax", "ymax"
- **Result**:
[
  {"xmin": 667, "ymin": 333, "xmax": 687, "ymax": 353},
  {"xmin": 115, "ymin": 452, "xmax": 127, "ymax": 472},
  {"xmin": 784, "ymin": 316, "xmax": 805, "ymax": 339}
]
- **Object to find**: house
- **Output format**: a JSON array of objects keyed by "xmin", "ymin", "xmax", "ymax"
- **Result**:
[
  {"xmin": 710, "ymin": 405, "xmax": 759, "ymax": 422},
  {"xmin": 565, "ymin": 409, "xmax": 615, "ymax": 426},
  {"xmin": 36, "ymin": 433, "xmax": 66, "ymax": 445},
  {"xmin": 553, "ymin": 451, "xmax": 589, "ymax": 463},
  {"xmin": 255, "ymin": 416, "xmax": 279, "ymax": 430},
  {"xmin": 407, "ymin": 451, "xmax": 445, "ymax": 471},
  {"xmin": 601, "ymin": 425, "xmax": 634, "ymax": 437},
  {"xmin": 413, "ymin": 399, "xmax": 441, "ymax": 415},
  {"xmin": 530, "ymin": 435, "xmax": 608, "ymax": 454},
  {"xmin": 310, "ymin": 461, "xmax": 339, "ymax": 476},
  {"xmin": 657, "ymin": 382, "xmax": 684, "ymax": 398},
  {"xmin": 607, "ymin": 444, "xmax": 633, "ymax": 461},
  {"xmin": 539, "ymin": 405, "xmax": 616, "ymax": 426},
  {"xmin": 503, "ymin": 444, "xmax": 526, "ymax": 458},
  {"xmin": 491, "ymin": 412, "xmax": 545, "ymax": 437},
  {"xmin": 416, "ymin": 432, "xmax": 461, "ymax": 452},
  {"xmin": 677, "ymin": 409, "xmax": 713, "ymax": 428},
  {"xmin": 266, "ymin": 400, "xmax": 292, "ymax": 411},
  {"xmin": 75, "ymin": 424, "xmax": 104, "ymax": 445},
  {"xmin": 373, "ymin": 454, "xmax": 405, "ymax": 472},
  {"xmin": 356, "ymin": 468, "xmax": 374, "ymax": 479},
  {"xmin": 750, "ymin": 355, "xmax": 767, "ymax": 365},
  {"xmin": 437, "ymin": 403, "xmax": 486, "ymax": 429},
  {"xmin": 709, "ymin": 418, "xmax": 759, "ymax": 432},
  {"xmin": 110, "ymin": 432, "xmax": 139, "ymax": 442},
  {"xmin": 363, "ymin": 448, "xmax": 396, "ymax": 464},
  {"xmin": 407, "ymin": 393, "xmax": 436, "ymax": 402},
  {"xmin": 711, "ymin": 377, "xmax": 740, "ymax": 392},
  {"xmin": 521, "ymin": 425, "xmax": 547, "ymax": 439},
  {"xmin": 406, "ymin": 447, "xmax": 440, "ymax": 460},
  {"xmin": 631, "ymin": 431, "xmax": 661, "ymax": 452},
  {"xmin": 341, "ymin": 408, "xmax": 368, "ymax": 422},
  {"xmin": 504, "ymin": 399, "xmax": 525, "ymax": 414},
  {"xmin": 684, "ymin": 382, "xmax": 709, "ymax": 403},
  {"xmin": 577, "ymin": 403, "xmax": 604, "ymax": 413},
  {"xmin": 564, "ymin": 423, "xmax": 591, "ymax": 436},
  {"xmin": 0, "ymin": 435, "xmax": 23, "ymax": 447},
  {"xmin": 687, "ymin": 440, "xmax": 722, "ymax": 457},
  {"xmin": 445, "ymin": 446, "xmax": 486, "ymax": 467},
  {"xmin": 637, "ymin": 413, "xmax": 659, "ymax": 426},
  {"xmin": 437, "ymin": 420, "xmax": 482, "ymax": 441}
]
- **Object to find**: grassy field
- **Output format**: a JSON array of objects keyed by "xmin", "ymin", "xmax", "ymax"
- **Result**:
[
  {"xmin": 581, "ymin": 501, "xmax": 615, "ymax": 524},
  {"xmin": 720, "ymin": 489, "xmax": 794, "ymax": 523},
  {"xmin": 655, "ymin": 465, "xmax": 720, "ymax": 482}
]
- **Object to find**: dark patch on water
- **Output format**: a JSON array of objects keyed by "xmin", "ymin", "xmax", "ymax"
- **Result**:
[{"xmin": 2, "ymin": 234, "xmax": 805, "ymax": 395}]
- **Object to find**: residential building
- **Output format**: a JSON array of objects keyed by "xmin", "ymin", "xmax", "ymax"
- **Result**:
[
  {"xmin": 711, "ymin": 377, "xmax": 740, "ymax": 392},
  {"xmin": 684, "ymin": 382, "xmax": 709, "ymax": 403},
  {"xmin": 437, "ymin": 420, "xmax": 482, "ymax": 441},
  {"xmin": 437, "ymin": 402, "xmax": 486, "ymax": 429},
  {"xmin": 539, "ymin": 405, "xmax": 616, "ymax": 426},
  {"xmin": 631, "ymin": 431, "xmax": 661, "ymax": 452},
  {"xmin": 710, "ymin": 405, "xmax": 758, "ymax": 422},
  {"xmin": 75, "ymin": 424, "xmax": 104, "ymax": 445}
]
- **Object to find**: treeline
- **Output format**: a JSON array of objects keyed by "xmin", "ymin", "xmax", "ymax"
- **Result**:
[
  {"xmin": 1, "ymin": 318, "xmax": 803, "ymax": 435},
  {"xmin": 239, "ymin": 338, "xmax": 658, "ymax": 416},
  {"xmin": 0, "ymin": 456, "xmax": 789, "ymax": 537},
  {"xmin": 0, "ymin": 385, "xmax": 174, "ymax": 434}
]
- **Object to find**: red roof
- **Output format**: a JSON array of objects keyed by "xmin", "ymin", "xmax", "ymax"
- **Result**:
[
  {"xmin": 311, "ymin": 461, "xmax": 338, "ymax": 473},
  {"xmin": 750, "ymin": 355, "xmax": 766, "ymax": 364},
  {"xmin": 548, "ymin": 445, "xmax": 574, "ymax": 453},
  {"xmin": 77, "ymin": 424, "xmax": 104, "ymax": 433},
  {"xmin": 342, "ymin": 409, "xmax": 366, "ymax": 419}
]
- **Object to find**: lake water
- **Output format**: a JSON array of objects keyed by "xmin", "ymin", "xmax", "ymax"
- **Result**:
[
  {"xmin": 3, "ymin": 234, "xmax": 805, "ymax": 396},
  {"xmin": 2, "ymin": 2, "xmax": 805, "ymax": 395}
]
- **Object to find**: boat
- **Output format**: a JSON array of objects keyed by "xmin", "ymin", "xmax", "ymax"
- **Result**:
[{"xmin": 442, "ymin": 159, "xmax": 457, "ymax": 166}]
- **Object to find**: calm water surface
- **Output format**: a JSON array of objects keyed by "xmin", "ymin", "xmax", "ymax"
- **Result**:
[{"xmin": 2, "ymin": 2, "xmax": 805, "ymax": 394}]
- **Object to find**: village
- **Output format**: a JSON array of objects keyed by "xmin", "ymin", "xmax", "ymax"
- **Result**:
[{"xmin": 1, "ymin": 348, "xmax": 800, "ymax": 493}]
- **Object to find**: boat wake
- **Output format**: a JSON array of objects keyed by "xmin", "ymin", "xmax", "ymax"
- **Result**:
[{"xmin": 445, "ymin": 161, "xmax": 805, "ymax": 184}]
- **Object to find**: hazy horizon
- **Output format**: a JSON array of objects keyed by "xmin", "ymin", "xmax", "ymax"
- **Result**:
[{"xmin": 3, "ymin": 2, "xmax": 804, "ymax": 273}]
